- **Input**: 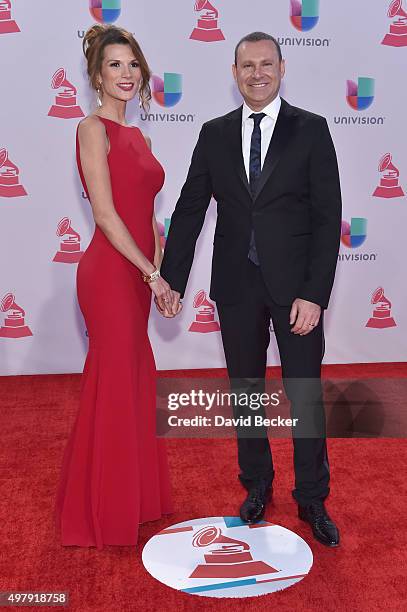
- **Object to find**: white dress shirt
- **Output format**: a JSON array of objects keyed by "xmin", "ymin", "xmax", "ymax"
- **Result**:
[{"xmin": 242, "ymin": 95, "xmax": 282, "ymax": 182}]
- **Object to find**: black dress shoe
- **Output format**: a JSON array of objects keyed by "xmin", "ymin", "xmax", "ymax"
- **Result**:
[
  {"xmin": 298, "ymin": 501, "xmax": 340, "ymax": 547},
  {"xmin": 239, "ymin": 480, "xmax": 272, "ymax": 524}
]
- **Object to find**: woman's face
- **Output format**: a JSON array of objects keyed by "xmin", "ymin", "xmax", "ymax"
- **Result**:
[{"xmin": 98, "ymin": 43, "xmax": 142, "ymax": 103}]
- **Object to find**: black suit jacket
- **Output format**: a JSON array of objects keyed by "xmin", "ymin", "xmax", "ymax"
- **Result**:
[{"xmin": 160, "ymin": 98, "xmax": 342, "ymax": 309}]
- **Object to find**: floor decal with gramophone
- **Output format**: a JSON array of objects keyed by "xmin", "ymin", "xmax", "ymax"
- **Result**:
[{"xmin": 142, "ymin": 516, "xmax": 313, "ymax": 598}]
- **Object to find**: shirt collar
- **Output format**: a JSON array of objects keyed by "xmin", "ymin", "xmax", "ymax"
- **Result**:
[{"xmin": 242, "ymin": 95, "xmax": 281, "ymax": 123}]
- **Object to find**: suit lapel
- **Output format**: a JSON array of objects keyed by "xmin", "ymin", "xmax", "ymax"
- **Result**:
[
  {"xmin": 223, "ymin": 99, "xmax": 298, "ymax": 203},
  {"xmin": 252, "ymin": 98, "xmax": 298, "ymax": 203},
  {"xmin": 224, "ymin": 106, "xmax": 252, "ymax": 199}
]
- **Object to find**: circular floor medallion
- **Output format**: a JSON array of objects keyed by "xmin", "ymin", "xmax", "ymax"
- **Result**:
[{"xmin": 142, "ymin": 516, "xmax": 313, "ymax": 598}]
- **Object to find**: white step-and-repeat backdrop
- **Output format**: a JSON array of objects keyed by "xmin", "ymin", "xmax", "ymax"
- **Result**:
[{"xmin": 1, "ymin": 1, "xmax": 406, "ymax": 375}]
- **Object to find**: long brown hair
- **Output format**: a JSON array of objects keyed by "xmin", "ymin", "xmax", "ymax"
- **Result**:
[{"xmin": 82, "ymin": 24, "xmax": 151, "ymax": 111}]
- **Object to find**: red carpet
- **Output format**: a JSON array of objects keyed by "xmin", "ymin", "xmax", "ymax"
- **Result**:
[{"xmin": 0, "ymin": 364, "xmax": 406, "ymax": 611}]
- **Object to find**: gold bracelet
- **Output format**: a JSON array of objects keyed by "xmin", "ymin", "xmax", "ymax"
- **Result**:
[{"xmin": 142, "ymin": 268, "xmax": 160, "ymax": 283}]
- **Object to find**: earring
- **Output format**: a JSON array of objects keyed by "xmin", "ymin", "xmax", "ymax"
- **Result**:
[
  {"xmin": 138, "ymin": 85, "xmax": 143, "ymax": 109},
  {"xmin": 96, "ymin": 84, "xmax": 102, "ymax": 108}
]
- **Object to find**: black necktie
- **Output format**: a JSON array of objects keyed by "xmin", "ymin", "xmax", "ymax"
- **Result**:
[{"xmin": 248, "ymin": 112, "xmax": 266, "ymax": 265}]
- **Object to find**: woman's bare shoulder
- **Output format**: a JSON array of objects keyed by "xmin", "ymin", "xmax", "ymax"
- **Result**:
[{"xmin": 77, "ymin": 115, "xmax": 106, "ymax": 140}]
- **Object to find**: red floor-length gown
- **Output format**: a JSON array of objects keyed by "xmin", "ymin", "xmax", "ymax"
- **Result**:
[{"xmin": 55, "ymin": 116, "xmax": 173, "ymax": 548}]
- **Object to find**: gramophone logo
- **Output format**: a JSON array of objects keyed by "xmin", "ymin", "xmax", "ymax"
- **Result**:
[
  {"xmin": 190, "ymin": 0, "xmax": 225, "ymax": 42},
  {"xmin": 152, "ymin": 73, "xmax": 182, "ymax": 108},
  {"xmin": 341, "ymin": 218, "xmax": 367, "ymax": 248},
  {"xmin": 0, "ymin": 148, "xmax": 27, "ymax": 198},
  {"xmin": 373, "ymin": 153, "xmax": 405, "ymax": 198},
  {"xmin": 382, "ymin": 0, "xmax": 407, "ymax": 46},
  {"xmin": 89, "ymin": 0, "xmax": 121, "ymax": 24},
  {"xmin": 366, "ymin": 287, "xmax": 396, "ymax": 329},
  {"xmin": 290, "ymin": 0, "xmax": 319, "ymax": 32},
  {"xmin": 0, "ymin": 293, "xmax": 32, "ymax": 338},
  {"xmin": 142, "ymin": 516, "xmax": 313, "ymax": 597},
  {"xmin": 189, "ymin": 290, "xmax": 220, "ymax": 333},
  {"xmin": 346, "ymin": 77, "xmax": 375, "ymax": 111},
  {"xmin": 53, "ymin": 217, "xmax": 84, "ymax": 264},
  {"xmin": 189, "ymin": 525, "xmax": 278, "ymax": 579},
  {"xmin": 48, "ymin": 68, "xmax": 84, "ymax": 119},
  {"xmin": 157, "ymin": 218, "xmax": 171, "ymax": 250},
  {"xmin": 0, "ymin": 0, "xmax": 20, "ymax": 34}
]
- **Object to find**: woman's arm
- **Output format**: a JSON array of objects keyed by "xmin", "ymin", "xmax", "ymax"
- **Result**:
[
  {"xmin": 144, "ymin": 136, "xmax": 163, "ymax": 270},
  {"xmin": 77, "ymin": 116, "xmax": 173, "ymax": 310},
  {"xmin": 152, "ymin": 214, "xmax": 163, "ymax": 269}
]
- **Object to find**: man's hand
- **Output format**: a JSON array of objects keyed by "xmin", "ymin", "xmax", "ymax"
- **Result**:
[
  {"xmin": 169, "ymin": 290, "xmax": 182, "ymax": 316},
  {"xmin": 154, "ymin": 289, "xmax": 182, "ymax": 318},
  {"xmin": 290, "ymin": 298, "xmax": 321, "ymax": 335}
]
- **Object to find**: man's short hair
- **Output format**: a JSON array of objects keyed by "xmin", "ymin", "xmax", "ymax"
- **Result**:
[{"xmin": 234, "ymin": 32, "xmax": 283, "ymax": 65}]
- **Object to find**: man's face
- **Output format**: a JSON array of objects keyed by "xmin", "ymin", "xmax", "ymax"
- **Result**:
[{"xmin": 232, "ymin": 40, "xmax": 285, "ymax": 111}]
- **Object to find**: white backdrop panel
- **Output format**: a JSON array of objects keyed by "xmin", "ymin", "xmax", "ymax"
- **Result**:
[{"xmin": 0, "ymin": 0, "xmax": 406, "ymax": 374}]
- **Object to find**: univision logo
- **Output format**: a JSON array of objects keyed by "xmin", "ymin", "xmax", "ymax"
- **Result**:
[
  {"xmin": 89, "ymin": 0, "xmax": 121, "ymax": 24},
  {"xmin": 341, "ymin": 217, "xmax": 367, "ymax": 247},
  {"xmin": 140, "ymin": 73, "xmax": 194, "ymax": 122},
  {"xmin": 338, "ymin": 218, "xmax": 377, "ymax": 262},
  {"xmin": 346, "ymin": 77, "xmax": 374, "ymax": 110},
  {"xmin": 152, "ymin": 73, "xmax": 182, "ymax": 107},
  {"xmin": 334, "ymin": 77, "xmax": 385, "ymax": 126},
  {"xmin": 157, "ymin": 218, "xmax": 171, "ymax": 249},
  {"xmin": 290, "ymin": 0, "xmax": 319, "ymax": 31},
  {"xmin": 278, "ymin": 0, "xmax": 330, "ymax": 48}
]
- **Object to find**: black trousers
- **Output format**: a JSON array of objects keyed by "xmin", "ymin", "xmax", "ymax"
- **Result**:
[{"xmin": 216, "ymin": 259, "xmax": 330, "ymax": 507}]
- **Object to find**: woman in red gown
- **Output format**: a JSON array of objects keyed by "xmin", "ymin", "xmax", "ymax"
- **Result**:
[{"xmin": 55, "ymin": 25, "xmax": 179, "ymax": 549}]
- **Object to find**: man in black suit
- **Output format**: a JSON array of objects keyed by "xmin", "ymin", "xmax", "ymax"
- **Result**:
[{"xmin": 159, "ymin": 32, "xmax": 341, "ymax": 547}]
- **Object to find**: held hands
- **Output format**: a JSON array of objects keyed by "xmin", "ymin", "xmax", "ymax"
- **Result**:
[
  {"xmin": 290, "ymin": 298, "xmax": 321, "ymax": 335},
  {"xmin": 150, "ymin": 277, "xmax": 182, "ymax": 318}
]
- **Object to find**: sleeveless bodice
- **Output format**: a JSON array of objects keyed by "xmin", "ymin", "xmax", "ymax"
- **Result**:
[{"xmin": 76, "ymin": 116, "xmax": 165, "ymax": 262}]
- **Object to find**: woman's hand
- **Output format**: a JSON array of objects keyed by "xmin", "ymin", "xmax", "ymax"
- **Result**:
[
  {"xmin": 149, "ymin": 276, "xmax": 175, "ymax": 315},
  {"xmin": 153, "ymin": 287, "xmax": 183, "ymax": 318}
]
